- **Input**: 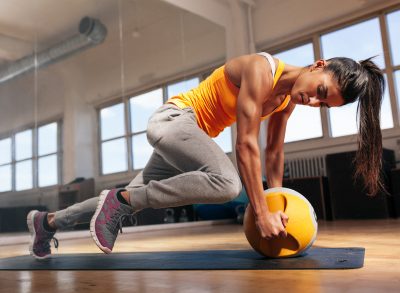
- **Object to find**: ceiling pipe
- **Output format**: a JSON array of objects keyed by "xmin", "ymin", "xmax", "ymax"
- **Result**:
[{"xmin": 0, "ymin": 16, "xmax": 107, "ymax": 84}]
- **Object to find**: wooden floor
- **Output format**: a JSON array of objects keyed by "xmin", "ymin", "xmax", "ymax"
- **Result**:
[{"xmin": 0, "ymin": 219, "xmax": 399, "ymax": 293}]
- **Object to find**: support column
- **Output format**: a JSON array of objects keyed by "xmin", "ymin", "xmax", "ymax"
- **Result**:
[{"xmin": 63, "ymin": 69, "xmax": 95, "ymax": 184}]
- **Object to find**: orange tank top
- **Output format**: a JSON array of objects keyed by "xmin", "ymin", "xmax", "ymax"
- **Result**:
[{"xmin": 166, "ymin": 59, "xmax": 290, "ymax": 137}]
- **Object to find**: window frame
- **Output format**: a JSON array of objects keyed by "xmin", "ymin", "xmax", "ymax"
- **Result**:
[
  {"xmin": 260, "ymin": 5, "xmax": 400, "ymax": 154},
  {"xmin": 98, "ymin": 69, "xmax": 235, "ymax": 176},
  {"xmin": 0, "ymin": 119, "xmax": 62, "ymax": 193}
]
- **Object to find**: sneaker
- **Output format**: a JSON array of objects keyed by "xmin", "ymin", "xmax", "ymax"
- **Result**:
[
  {"xmin": 90, "ymin": 189, "xmax": 133, "ymax": 254},
  {"xmin": 27, "ymin": 210, "xmax": 59, "ymax": 260}
]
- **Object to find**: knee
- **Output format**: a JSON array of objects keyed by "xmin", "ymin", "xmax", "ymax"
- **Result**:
[
  {"xmin": 217, "ymin": 175, "xmax": 242, "ymax": 202},
  {"xmin": 146, "ymin": 122, "xmax": 161, "ymax": 146}
]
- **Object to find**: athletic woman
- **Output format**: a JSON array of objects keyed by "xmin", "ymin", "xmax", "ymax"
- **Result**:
[{"xmin": 27, "ymin": 52, "xmax": 385, "ymax": 259}]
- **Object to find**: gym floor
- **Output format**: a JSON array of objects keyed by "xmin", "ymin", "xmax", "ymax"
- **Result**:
[{"xmin": 0, "ymin": 219, "xmax": 399, "ymax": 293}]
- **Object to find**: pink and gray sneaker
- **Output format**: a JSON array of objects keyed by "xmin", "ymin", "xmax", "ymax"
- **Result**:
[
  {"xmin": 90, "ymin": 189, "xmax": 133, "ymax": 254},
  {"xmin": 27, "ymin": 210, "xmax": 59, "ymax": 260}
]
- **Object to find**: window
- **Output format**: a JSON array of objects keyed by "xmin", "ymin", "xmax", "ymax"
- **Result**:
[
  {"xmin": 321, "ymin": 18, "xmax": 385, "ymax": 68},
  {"xmin": 387, "ymin": 10, "xmax": 400, "ymax": 66},
  {"xmin": 100, "ymin": 103, "xmax": 127, "ymax": 174},
  {"xmin": 274, "ymin": 43, "xmax": 323, "ymax": 142},
  {"xmin": 395, "ymin": 71, "xmax": 400, "ymax": 111},
  {"xmin": 167, "ymin": 78, "xmax": 200, "ymax": 99},
  {"xmin": 0, "ymin": 138, "xmax": 12, "ymax": 192},
  {"xmin": 321, "ymin": 18, "xmax": 393, "ymax": 137},
  {"xmin": 38, "ymin": 123, "xmax": 58, "ymax": 187},
  {"xmin": 130, "ymin": 89, "xmax": 163, "ymax": 169},
  {"xmin": 0, "ymin": 121, "xmax": 61, "ymax": 192},
  {"xmin": 100, "ymin": 73, "xmax": 236, "ymax": 175},
  {"xmin": 15, "ymin": 130, "xmax": 33, "ymax": 191},
  {"xmin": 213, "ymin": 127, "xmax": 233, "ymax": 153}
]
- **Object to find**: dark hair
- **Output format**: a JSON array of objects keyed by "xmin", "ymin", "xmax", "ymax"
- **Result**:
[{"xmin": 324, "ymin": 57, "xmax": 386, "ymax": 196}]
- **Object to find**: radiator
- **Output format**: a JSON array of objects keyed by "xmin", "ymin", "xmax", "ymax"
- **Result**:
[{"xmin": 284, "ymin": 156, "xmax": 326, "ymax": 178}]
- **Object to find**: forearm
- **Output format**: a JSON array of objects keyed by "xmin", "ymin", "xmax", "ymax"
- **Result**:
[
  {"xmin": 236, "ymin": 143, "xmax": 269, "ymax": 216},
  {"xmin": 265, "ymin": 150, "xmax": 284, "ymax": 188}
]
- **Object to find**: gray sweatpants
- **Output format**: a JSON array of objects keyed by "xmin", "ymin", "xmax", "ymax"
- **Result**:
[{"xmin": 54, "ymin": 104, "xmax": 242, "ymax": 229}]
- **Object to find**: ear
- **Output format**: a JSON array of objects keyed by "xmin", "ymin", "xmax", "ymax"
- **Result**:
[{"xmin": 310, "ymin": 59, "xmax": 327, "ymax": 71}]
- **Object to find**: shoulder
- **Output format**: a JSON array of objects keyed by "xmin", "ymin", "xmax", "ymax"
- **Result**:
[{"xmin": 242, "ymin": 54, "xmax": 274, "ymax": 88}]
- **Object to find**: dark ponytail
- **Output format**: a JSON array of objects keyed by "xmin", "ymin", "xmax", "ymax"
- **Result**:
[{"xmin": 324, "ymin": 57, "xmax": 386, "ymax": 196}]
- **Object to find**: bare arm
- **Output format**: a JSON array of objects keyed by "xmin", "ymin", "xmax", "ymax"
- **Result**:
[
  {"xmin": 236, "ymin": 57, "xmax": 271, "ymax": 218},
  {"xmin": 235, "ymin": 57, "xmax": 288, "ymax": 239},
  {"xmin": 265, "ymin": 101, "xmax": 296, "ymax": 188}
]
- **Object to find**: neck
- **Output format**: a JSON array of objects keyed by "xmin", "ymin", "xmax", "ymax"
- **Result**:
[{"xmin": 274, "ymin": 64, "xmax": 305, "ymax": 96}]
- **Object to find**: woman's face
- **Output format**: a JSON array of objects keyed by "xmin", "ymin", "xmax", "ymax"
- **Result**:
[{"xmin": 290, "ymin": 60, "xmax": 345, "ymax": 108}]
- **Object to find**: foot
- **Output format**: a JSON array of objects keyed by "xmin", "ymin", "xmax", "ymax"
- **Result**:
[
  {"xmin": 90, "ymin": 189, "xmax": 133, "ymax": 254},
  {"xmin": 27, "ymin": 210, "xmax": 59, "ymax": 260}
]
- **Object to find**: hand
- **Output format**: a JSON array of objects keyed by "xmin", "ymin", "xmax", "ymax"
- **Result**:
[{"xmin": 255, "ymin": 210, "xmax": 289, "ymax": 240}]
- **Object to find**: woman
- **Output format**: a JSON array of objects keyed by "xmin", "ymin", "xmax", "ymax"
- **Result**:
[{"xmin": 27, "ymin": 52, "xmax": 385, "ymax": 259}]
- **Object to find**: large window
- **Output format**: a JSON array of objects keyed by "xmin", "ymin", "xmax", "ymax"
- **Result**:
[
  {"xmin": 387, "ymin": 10, "xmax": 400, "ymax": 118},
  {"xmin": 130, "ymin": 89, "xmax": 163, "ymax": 169},
  {"xmin": 274, "ymin": 43, "xmax": 323, "ymax": 142},
  {"xmin": 15, "ymin": 130, "xmax": 33, "ymax": 191},
  {"xmin": 395, "ymin": 71, "xmax": 400, "ymax": 109},
  {"xmin": 100, "ymin": 103, "xmax": 128, "ymax": 174},
  {"xmin": 167, "ymin": 78, "xmax": 200, "ymax": 99},
  {"xmin": 387, "ymin": 10, "xmax": 400, "ymax": 66},
  {"xmin": 100, "ymin": 74, "xmax": 235, "ymax": 175},
  {"xmin": 0, "ymin": 138, "xmax": 12, "ymax": 192},
  {"xmin": 38, "ymin": 123, "xmax": 58, "ymax": 187},
  {"xmin": 0, "ymin": 121, "xmax": 61, "ymax": 192},
  {"xmin": 321, "ymin": 17, "xmax": 394, "ymax": 137}
]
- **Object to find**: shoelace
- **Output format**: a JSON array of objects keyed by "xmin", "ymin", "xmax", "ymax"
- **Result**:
[
  {"xmin": 117, "ymin": 214, "xmax": 137, "ymax": 234},
  {"xmin": 37, "ymin": 236, "xmax": 59, "ymax": 255}
]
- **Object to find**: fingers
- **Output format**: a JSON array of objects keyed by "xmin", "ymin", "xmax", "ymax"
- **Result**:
[{"xmin": 280, "ymin": 211, "xmax": 289, "ymax": 228}]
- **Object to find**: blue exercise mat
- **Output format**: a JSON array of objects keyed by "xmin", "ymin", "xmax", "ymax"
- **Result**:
[{"xmin": 0, "ymin": 247, "xmax": 364, "ymax": 270}]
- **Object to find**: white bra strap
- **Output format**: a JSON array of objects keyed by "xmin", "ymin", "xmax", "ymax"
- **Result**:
[{"xmin": 256, "ymin": 52, "xmax": 276, "ymax": 78}]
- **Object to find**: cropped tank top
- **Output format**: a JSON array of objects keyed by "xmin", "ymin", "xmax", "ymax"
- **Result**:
[{"xmin": 166, "ymin": 52, "xmax": 291, "ymax": 137}]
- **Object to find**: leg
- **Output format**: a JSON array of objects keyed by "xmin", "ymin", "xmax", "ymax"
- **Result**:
[
  {"xmin": 91, "ymin": 104, "xmax": 242, "ymax": 254},
  {"xmin": 53, "ymin": 197, "xmax": 99, "ymax": 230},
  {"xmin": 127, "ymin": 104, "xmax": 242, "ymax": 211}
]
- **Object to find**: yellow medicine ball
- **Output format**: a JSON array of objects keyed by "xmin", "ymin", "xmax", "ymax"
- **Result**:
[{"xmin": 243, "ymin": 187, "xmax": 318, "ymax": 258}]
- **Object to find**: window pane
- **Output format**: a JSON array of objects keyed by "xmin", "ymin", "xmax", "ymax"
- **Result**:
[
  {"xmin": 0, "ymin": 138, "xmax": 11, "ymax": 165},
  {"xmin": 330, "ymin": 75, "xmax": 392, "ymax": 137},
  {"xmin": 0, "ymin": 165, "xmax": 12, "ymax": 192},
  {"xmin": 15, "ymin": 129, "xmax": 32, "ymax": 160},
  {"xmin": 38, "ymin": 123, "xmax": 57, "ymax": 156},
  {"xmin": 213, "ymin": 127, "xmax": 232, "ymax": 153},
  {"xmin": 387, "ymin": 10, "xmax": 400, "ymax": 66},
  {"xmin": 130, "ymin": 88, "xmax": 163, "ymax": 133},
  {"xmin": 274, "ymin": 43, "xmax": 314, "ymax": 67},
  {"xmin": 132, "ymin": 133, "xmax": 153, "ymax": 169},
  {"xmin": 101, "ymin": 138, "xmax": 127, "ymax": 174},
  {"xmin": 275, "ymin": 44, "xmax": 323, "ymax": 142},
  {"xmin": 380, "ymin": 75, "xmax": 394, "ymax": 129},
  {"xmin": 167, "ymin": 77, "xmax": 200, "ymax": 99},
  {"xmin": 285, "ymin": 107, "xmax": 323, "ymax": 142},
  {"xmin": 100, "ymin": 103, "xmax": 125, "ymax": 141},
  {"xmin": 395, "ymin": 71, "xmax": 400, "ymax": 113},
  {"xmin": 38, "ymin": 155, "xmax": 58, "ymax": 187},
  {"xmin": 321, "ymin": 18, "xmax": 385, "ymax": 69},
  {"xmin": 16, "ymin": 160, "xmax": 33, "ymax": 191}
]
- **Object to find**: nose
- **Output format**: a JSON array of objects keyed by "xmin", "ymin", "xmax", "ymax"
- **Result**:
[{"xmin": 308, "ymin": 97, "xmax": 320, "ymax": 107}]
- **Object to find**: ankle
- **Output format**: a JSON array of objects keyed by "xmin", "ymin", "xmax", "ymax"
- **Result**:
[
  {"xmin": 121, "ymin": 191, "xmax": 131, "ymax": 205},
  {"xmin": 47, "ymin": 213, "xmax": 57, "ymax": 230}
]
